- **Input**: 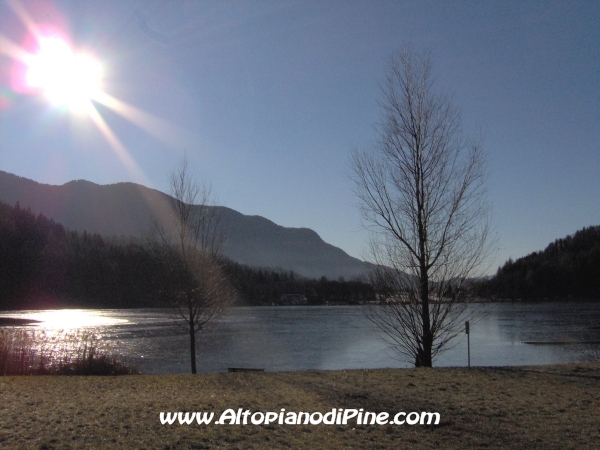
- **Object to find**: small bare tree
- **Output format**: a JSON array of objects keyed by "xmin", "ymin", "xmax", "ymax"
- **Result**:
[
  {"xmin": 155, "ymin": 158, "xmax": 234, "ymax": 374},
  {"xmin": 350, "ymin": 46, "xmax": 492, "ymax": 367}
]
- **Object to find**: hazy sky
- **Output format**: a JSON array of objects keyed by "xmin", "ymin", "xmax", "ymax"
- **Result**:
[{"xmin": 1, "ymin": 0, "xmax": 599, "ymax": 274}]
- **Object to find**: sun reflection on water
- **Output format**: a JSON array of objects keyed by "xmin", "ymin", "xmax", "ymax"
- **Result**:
[{"xmin": 22, "ymin": 309, "xmax": 128, "ymax": 330}]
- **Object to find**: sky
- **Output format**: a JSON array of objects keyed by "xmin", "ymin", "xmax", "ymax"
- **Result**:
[{"xmin": 0, "ymin": 0, "xmax": 599, "ymax": 274}]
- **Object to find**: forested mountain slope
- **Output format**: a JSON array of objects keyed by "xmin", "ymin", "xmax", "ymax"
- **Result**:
[
  {"xmin": 0, "ymin": 170, "xmax": 371, "ymax": 280},
  {"xmin": 481, "ymin": 226, "xmax": 600, "ymax": 300}
]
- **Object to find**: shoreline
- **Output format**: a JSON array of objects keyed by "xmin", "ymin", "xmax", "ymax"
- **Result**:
[
  {"xmin": 0, "ymin": 317, "xmax": 41, "ymax": 326},
  {"xmin": 1, "ymin": 297, "xmax": 600, "ymax": 312}
]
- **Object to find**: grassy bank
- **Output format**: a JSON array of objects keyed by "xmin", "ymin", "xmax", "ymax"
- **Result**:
[{"xmin": 0, "ymin": 363, "xmax": 599, "ymax": 449}]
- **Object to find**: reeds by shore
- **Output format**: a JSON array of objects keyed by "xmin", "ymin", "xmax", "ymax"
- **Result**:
[{"xmin": 0, "ymin": 328, "xmax": 138, "ymax": 376}]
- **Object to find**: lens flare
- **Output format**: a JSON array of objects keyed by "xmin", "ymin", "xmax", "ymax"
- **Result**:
[
  {"xmin": 2, "ymin": 0, "xmax": 193, "ymax": 185},
  {"xmin": 25, "ymin": 36, "xmax": 102, "ymax": 112}
]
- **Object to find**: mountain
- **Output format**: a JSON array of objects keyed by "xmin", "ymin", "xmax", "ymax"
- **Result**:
[
  {"xmin": 0, "ymin": 170, "xmax": 372, "ymax": 280},
  {"xmin": 480, "ymin": 226, "xmax": 600, "ymax": 300}
]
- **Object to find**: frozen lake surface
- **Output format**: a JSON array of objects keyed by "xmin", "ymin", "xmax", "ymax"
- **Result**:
[{"xmin": 2, "ymin": 302, "xmax": 599, "ymax": 374}]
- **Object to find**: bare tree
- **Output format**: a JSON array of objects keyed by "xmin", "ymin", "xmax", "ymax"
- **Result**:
[
  {"xmin": 350, "ymin": 46, "xmax": 493, "ymax": 367},
  {"xmin": 155, "ymin": 158, "xmax": 235, "ymax": 374}
]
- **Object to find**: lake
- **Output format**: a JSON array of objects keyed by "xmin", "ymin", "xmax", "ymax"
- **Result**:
[{"xmin": 1, "ymin": 302, "xmax": 599, "ymax": 374}]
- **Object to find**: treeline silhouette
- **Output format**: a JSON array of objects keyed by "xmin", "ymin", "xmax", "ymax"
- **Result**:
[
  {"xmin": 1, "ymin": 202, "xmax": 160, "ymax": 308},
  {"xmin": 223, "ymin": 262, "xmax": 374, "ymax": 305},
  {"xmin": 0, "ymin": 201, "xmax": 374, "ymax": 309},
  {"xmin": 479, "ymin": 226, "xmax": 600, "ymax": 300}
]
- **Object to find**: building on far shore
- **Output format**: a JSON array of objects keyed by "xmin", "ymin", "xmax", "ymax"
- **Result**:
[{"xmin": 280, "ymin": 294, "xmax": 308, "ymax": 306}]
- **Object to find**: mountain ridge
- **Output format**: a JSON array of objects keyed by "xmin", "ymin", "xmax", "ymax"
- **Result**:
[{"xmin": 0, "ymin": 170, "xmax": 371, "ymax": 280}]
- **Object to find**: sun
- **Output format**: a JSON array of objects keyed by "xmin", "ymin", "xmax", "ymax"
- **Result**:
[{"xmin": 25, "ymin": 36, "xmax": 102, "ymax": 112}]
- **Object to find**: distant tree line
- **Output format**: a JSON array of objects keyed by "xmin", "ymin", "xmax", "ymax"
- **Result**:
[
  {"xmin": 478, "ymin": 226, "xmax": 600, "ymax": 300},
  {"xmin": 0, "ymin": 201, "xmax": 375, "ymax": 309},
  {"xmin": 0, "ymin": 201, "xmax": 161, "ymax": 308},
  {"xmin": 223, "ymin": 261, "xmax": 375, "ymax": 305}
]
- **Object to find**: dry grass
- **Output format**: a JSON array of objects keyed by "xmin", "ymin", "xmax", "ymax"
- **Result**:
[{"xmin": 0, "ymin": 363, "xmax": 599, "ymax": 449}]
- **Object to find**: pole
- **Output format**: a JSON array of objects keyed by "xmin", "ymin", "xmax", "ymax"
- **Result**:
[{"xmin": 465, "ymin": 321, "xmax": 470, "ymax": 368}]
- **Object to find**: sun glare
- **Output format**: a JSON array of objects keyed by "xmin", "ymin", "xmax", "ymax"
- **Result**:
[
  {"xmin": 25, "ymin": 310, "xmax": 128, "ymax": 330},
  {"xmin": 1, "ymin": 0, "xmax": 185, "ymax": 184},
  {"xmin": 25, "ymin": 36, "xmax": 102, "ymax": 112}
]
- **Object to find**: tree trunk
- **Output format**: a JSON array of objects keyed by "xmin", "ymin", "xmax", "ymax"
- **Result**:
[
  {"xmin": 417, "ymin": 269, "xmax": 433, "ymax": 367},
  {"xmin": 189, "ymin": 317, "xmax": 197, "ymax": 374}
]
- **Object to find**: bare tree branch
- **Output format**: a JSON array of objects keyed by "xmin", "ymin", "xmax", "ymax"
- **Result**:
[
  {"xmin": 350, "ymin": 45, "xmax": 494, "ymax": 367},
  {"xmin": 153, "ymin": 157, "xmax": 235, "ymax": 374}
]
